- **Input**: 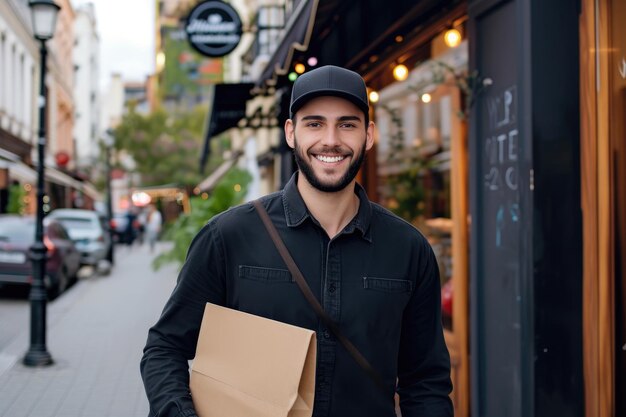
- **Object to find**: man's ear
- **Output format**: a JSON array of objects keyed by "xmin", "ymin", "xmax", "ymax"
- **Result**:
[
  {"xmin": 285, "ymin": 119, "xmax": 295, "ymax": 149},
  {"xmin": 365, "ymin": 121, "xmax": 375, "ymax": 151}
]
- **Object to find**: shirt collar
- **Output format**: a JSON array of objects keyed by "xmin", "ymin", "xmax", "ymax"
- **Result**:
[{"xmin": 282, "ymin": 172, "xmax": 373, "ymax": 241}]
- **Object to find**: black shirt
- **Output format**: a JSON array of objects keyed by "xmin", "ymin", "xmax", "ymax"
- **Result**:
[{"xmin": 140, "ymin": 173, "xmax": 453, "ymax": 417}]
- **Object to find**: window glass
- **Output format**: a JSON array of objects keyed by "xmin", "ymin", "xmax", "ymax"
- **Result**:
[
  {"xmin": 0, "ymin": 218, "xmax": 35, "ymax": 244},
  {"xmin": 376, "ymin": 85, "xmax": 454, "ymax": 330},
  {"xmin": 54, "ymin": 217, "xmax": 96, "ymax": 230}
]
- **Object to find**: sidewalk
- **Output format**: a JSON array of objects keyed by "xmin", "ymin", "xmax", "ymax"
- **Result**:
[{"xmin": 0, "ymin": 242, "xmax": 180, "ymax": 417}]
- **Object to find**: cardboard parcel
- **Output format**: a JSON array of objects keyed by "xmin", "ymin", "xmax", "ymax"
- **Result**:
[{"xmin": 190, "ymin": 303, "xmax": 317, "ymax": 417}]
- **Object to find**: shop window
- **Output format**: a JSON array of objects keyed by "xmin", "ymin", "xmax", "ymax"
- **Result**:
[{"xmin": 377, "ymin": 86, "xmax": 456, "ymax": 328}]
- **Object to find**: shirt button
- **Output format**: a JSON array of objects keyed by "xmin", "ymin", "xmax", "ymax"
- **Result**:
[
  {"xmin": 328, "ymin": 283, "xmax": 336, "ymax": 293},
  {"xmin": 324, "ymin": 330, "xmax": 331, "ymax": 339}
]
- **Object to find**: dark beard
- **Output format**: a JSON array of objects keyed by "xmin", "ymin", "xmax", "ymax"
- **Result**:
[{"xmin": 293, "ymin": 136, "xmax": 366, "ymax": 193}]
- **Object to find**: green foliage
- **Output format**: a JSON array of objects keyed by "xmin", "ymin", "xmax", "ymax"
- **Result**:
[
  {"xmin": 429, "ymin": 60, "xmax": 491, "ymax": 120},
  {"xmin": 379, "ymin": 105, "xmax": 436, "ymax": 222},
  {"xmin": 386, "ymin": 168, "xmax": 428, "ymax": 221},
  {"xmin": 152, "ymin": 167, "xmax": 252, "ymax": 271},
  {"xmin": 113, "ymin": 105, "xmax": 216, "ymax": 188},
  {"xmin": 7, "ymin": 183, "xmax": 26, "ymax": 214}
]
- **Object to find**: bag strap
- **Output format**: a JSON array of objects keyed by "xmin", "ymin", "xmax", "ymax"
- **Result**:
[{"xmin": 252, "ymin": 199, "xmax": 385, "ymax": 390}]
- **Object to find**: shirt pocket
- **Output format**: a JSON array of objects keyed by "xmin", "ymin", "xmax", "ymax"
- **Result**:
[
  {"xmin": 238, "ymin": 265, "xmax": 293, "ymax": 283},
  {"xmin": 362, "ymin": 276, "xmax": 412, "ymax": 293}
]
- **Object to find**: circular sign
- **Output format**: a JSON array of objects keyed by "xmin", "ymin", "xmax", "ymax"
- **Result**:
[
  {"xmin": 185, "ymin": 0, "xmax": 242, "ymax": 57},
  {"xmin": 55, "ymin": 151, "xmax": 70, "ymax": 167}
]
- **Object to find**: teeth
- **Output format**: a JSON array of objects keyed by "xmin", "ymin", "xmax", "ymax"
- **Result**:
[{"xmin": 316, "ymin": 155, "xmax": 345, "ymax": 163}]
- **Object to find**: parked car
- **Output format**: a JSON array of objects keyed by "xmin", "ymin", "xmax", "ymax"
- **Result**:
[
  {"xmin": 47, "ymin": 209, "xmax": 112, "ymax": 268},
  {"xmin": 0, "ymin": 215, "xmax": 81, "ymax": 296}
]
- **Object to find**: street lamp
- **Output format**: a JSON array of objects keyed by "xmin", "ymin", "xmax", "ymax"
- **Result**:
[
  {"xmin": 23, "ymin": 0, "xmax": 61, "ymax": 367},
  {"xmin": 103, "ymin": 129, "xmax": 115, "ymax": 265}
]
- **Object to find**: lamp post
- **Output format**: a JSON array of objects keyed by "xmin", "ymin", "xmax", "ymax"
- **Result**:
[
  {"xmin": 103, "ymin": 129, "xmax": 115, "ymax": 265},
  {"xmin": 23, "ymin": 0, "xmax": 61, "ymax": 367}
]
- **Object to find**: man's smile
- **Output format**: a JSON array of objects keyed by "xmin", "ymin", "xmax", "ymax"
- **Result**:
[{"xmin": 314, "ymin": 154, "xmax": 347, "ymax": 164}]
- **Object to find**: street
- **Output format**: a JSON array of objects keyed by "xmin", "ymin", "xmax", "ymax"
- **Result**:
[{"xmin": 0, "ymin": 242, "xmax": 179, "ymax": 417}]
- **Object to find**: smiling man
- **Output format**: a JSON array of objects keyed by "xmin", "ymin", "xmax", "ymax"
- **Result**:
[{"xmin": 141, "ymin": 65, "xmax": 453, "ymax": 417}]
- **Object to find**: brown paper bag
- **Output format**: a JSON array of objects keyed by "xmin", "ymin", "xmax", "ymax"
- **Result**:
[{"xmin": 190, "ymin": 303, "xmax": 317, "ymax": 417}]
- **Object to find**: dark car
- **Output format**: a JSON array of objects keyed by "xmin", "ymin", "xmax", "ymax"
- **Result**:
[
  {"xmin": 110, "ymin": 212, "xmax": 140, "ymax": 245},
  {"xmin": 0, "ymin": 215, "xmax": 81, "ymax": 297}
]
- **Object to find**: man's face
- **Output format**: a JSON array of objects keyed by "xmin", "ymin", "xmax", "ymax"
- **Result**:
[{"xmin": 285, "ymin": 96, "xmax": 374, "ymax": 193}]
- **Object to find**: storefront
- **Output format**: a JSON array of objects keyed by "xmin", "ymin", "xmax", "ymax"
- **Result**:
[{"xmin": 250, "ymin": 0, "xmax": 624, "ymax": 416}]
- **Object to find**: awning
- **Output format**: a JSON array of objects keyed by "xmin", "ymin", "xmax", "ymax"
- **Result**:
[
  {"xmin": 8, "ymin": 161, "xmax": 37, "ymax": 183},
  {"xmin": 199, "ymin": 83, "xmax": 254, "ymax": 173},
  {"xmin": 46, "ymin": 166, "xmax": 83, "ymax": 189},
  {"xmin": 257, "ymin": 0, "xmax": 319, "ymax": 88},
  {"xmin": 197, "ymin": 150, "xmax": 244, "ymax": 192}
]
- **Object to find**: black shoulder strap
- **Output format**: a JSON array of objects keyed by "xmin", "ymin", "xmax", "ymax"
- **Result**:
[{"xmin": 252, "ymin": 199, "xmax": 385, "ymax": 390}]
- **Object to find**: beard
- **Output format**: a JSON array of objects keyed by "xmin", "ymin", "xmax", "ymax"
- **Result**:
[{"xmin": 293, "ymin": 135, "xmax": 366, "ymax": 193}]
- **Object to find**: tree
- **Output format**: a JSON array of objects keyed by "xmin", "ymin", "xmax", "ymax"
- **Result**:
[{"xmin": 112, "ymin": 105, "xmax": 221, "ymax": 188}]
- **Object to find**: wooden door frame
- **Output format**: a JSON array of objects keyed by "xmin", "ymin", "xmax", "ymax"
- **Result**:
[
  {"xmin": 440, "ymin": 83, "xmax": 470, "ymax": 417},
  {"xmin": 580, "ymin": 0, "xmax": 615, "ymax": 415}
]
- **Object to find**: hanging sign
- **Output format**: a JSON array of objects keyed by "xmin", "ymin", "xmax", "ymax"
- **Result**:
[{"xmin": 185, "ymin": 0, "xmax": 242, "ymax": 57}]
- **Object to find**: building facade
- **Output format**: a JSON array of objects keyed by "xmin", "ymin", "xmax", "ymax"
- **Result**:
[
  {"xmin": 0, "ymin": 0, "xmax": 100, "ymax": 215},
  {"xmin": 73, "ymin": 2, "xmax": 100, "ymax": 173},
  {"xmin": 0, "ymin": 0, "xmax": 38, "ymax": 214}
]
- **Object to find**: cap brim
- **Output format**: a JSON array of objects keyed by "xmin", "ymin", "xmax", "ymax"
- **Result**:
[{"xmin": 290, "ymin": 89, "xmax": 369, "ymax": 118}]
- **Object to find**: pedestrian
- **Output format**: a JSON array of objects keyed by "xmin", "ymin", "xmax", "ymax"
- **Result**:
[
  {"xmin": 136, "ymin": 208, "xmax": 147, "ymax": 245},
  {"xmin": 145, "ymin": 204, "xmax": 162, "ymax": 252},
  {"xmin": 123, "ymin": 207, "xmax": 137, "ymax": 245},
  {"xmin": 140, "ymin": 65, "xmax": 453, "ymax": 417}
]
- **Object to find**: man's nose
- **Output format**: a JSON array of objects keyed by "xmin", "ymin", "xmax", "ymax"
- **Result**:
[{"xmin": 320, "ymin": 127, "xmax": 341, "ymax": 147}]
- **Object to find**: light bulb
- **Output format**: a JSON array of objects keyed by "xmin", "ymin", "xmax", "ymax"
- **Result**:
[
  {"xmin": 444, "ymin": 28, "xmax": 462, "ymax": 48},
  {"xmin": 393, "ymin": 64, "xmax": 409, "ymax": 81}
]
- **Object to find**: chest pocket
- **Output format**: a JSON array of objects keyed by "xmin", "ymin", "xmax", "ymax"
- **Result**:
[
  {"xmin": 234, "ymin": 265, "xmax": 303, "ymax": 325},
  {"xmin": 238, "ymin": 265, "xmax": 293, "ymax": 282},
  {"xmin": 363, "ymin": 277, "xmax": 412, "ymax": 293}
]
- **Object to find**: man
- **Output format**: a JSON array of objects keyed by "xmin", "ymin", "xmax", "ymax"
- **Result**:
[{"xmin": 141, "ymin": 65, "xmax": 453, "ymax": 417}]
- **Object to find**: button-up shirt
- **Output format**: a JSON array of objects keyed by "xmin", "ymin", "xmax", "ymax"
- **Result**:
[{"xmin": 141, "ymin": 173, "xmax": 453, "ymax": 417}]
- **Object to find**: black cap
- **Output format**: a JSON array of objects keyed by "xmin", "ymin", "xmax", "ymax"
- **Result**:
[{"xmin": 289, "ymin": 65, "xmax": 369, "ymax": 119}]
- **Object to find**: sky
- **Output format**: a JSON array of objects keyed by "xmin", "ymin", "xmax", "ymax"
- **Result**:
[{"xmin": 74, "ymin": 0, "xmax": 156, "ymax": 90}]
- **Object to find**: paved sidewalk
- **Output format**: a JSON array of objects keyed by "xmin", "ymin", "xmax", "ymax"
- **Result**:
[{"xmin": 0, "ymin": 242, "xmax": 180, "ymax": 417}]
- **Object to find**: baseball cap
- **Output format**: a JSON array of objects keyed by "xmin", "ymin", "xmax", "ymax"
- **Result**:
[{"xmin": 289, "ymin": 65, "xmax": 369, "ymax": 119}]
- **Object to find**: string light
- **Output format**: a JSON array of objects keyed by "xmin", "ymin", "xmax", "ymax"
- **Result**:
[
  {"xmin": 444, "ymin": 28, "xmax": 462, "ymax": 48},
  {"xmin": 421, "ymin": 93, "xmax": 432, "ymax": 103},
  {"xmin": 368, "ymin": 91, "xmax": 380, "ymax": 103},
  {"xmin": 393, "ymin": 64, "xmax": 409, "ymax": 81},
  {"xmin": 294, "ymin": 63, "xmax": 305, "ymax": 74}
]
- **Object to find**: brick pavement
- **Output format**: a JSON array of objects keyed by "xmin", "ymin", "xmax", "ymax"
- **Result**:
[{"xmin": 0, "ymin": 242, "xmax": 179, "ymax": 417}]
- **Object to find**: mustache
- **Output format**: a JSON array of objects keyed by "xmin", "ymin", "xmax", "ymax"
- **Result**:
[{"xmin": 309, "ymin": 146, "xmax": 352, "ymax": 155}]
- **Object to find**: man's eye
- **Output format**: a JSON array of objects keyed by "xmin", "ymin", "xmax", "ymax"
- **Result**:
[
  {"xmin": 340, "ymin": 123, "xmax": 356, "ymax": 128},
  {"xmin": 306, "ymin": 122, "xmax": 322, "ymax": 128}
]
